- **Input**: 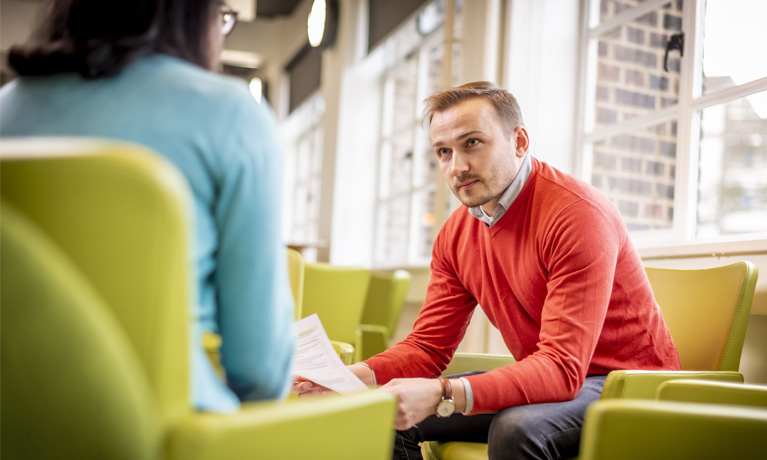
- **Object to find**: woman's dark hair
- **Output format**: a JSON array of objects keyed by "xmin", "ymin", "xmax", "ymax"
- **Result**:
[{"xmin": 9, "ymin": 0, "xmax": 220, "ymax": 78}]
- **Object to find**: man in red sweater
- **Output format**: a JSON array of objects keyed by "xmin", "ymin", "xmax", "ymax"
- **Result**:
[{"xmin": 296, "ymin": 81, "xmax": 680, "ymax": 460}]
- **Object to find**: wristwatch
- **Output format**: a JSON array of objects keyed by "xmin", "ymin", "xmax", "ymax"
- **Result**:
[{"xmin": 435, "ymin": 377, "xmax": 456, "ymax": 417}]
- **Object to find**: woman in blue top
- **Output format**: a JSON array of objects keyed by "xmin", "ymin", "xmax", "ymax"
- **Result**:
[{"xmin": 0, "ymin": 0, "xmax": 295, "ymax": 412}]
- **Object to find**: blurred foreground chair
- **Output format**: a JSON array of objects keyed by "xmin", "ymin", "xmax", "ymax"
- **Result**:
[
  {"xmin": 359, "ymin": 270, "xmax": 412, "ymax": 360},
  {"xmin": 0, "ymin": 137, "xmax": 396, "ymax": 460},
  {"xmin": 301, "ymin": 262, "xmax": 371, "ymax": 364},
  {"xmin": 424, "ymin": 261, "xmax": 759, "ymax": 460},
  {"xmin": 579, "ymin": 379, "xmax": 767, "ymax": 460}
]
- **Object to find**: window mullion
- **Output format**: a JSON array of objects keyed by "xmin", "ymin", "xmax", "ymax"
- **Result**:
[
  {"xmin": 575, "ymin": 0, "xmax": 596, "ymax": 180},
  {"xmin": 672, "ymin": 0, "xmax": 705, "ymax": 242},
  {"xmin": 590, "ymin": 0, "xmax": 672, "ymax": 37},
  {"xmin": 691, "ymin": 76, "xmax": 767, "ymax": 111}
]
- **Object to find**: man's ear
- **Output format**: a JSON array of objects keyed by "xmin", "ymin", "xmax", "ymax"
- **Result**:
[{"xmin": 514, "ymin": 126, "xmax": 529, "ymax": 157}]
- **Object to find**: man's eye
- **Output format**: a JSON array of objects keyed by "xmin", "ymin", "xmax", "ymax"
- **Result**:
[
  {"xmin": 467, "ymin": 139, "xmax": 479, "ymax": 147},
  {"xmin": 437, "ymin": 148, "xmax": 450, "ymax": 156}
]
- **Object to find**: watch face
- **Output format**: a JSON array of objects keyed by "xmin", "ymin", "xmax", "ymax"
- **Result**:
[{"xmin": 436, "ymin": 399, "xmax": 456, "ymax": 417}]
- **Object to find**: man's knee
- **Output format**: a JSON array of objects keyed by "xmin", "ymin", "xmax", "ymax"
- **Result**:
[
  {"xmin": 487, "ymin": 406, "xmax": 547, "ymax": 458},
  {"xmin": 487, "ymin": 403, "xmax": 586, "ymax": 460}
]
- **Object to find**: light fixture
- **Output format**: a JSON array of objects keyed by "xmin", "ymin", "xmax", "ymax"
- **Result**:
[
  {"xmin": 307, "ymin": 0, "xmax": 338, "ymax": 49},
  {"xmin": 249, "ymin": 77, "xmax": 263, "ymax": 103}
]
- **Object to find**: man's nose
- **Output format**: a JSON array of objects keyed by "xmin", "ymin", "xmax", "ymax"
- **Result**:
[{"xmin": 451, "ymin": 152, "xmax": 469, "ymax": 175}]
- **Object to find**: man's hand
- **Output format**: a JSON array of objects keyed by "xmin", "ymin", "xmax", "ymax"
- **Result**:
[
  {"xmin": 380, "ymin": 378, "xmax": 443, "ymax": 430},
  {"xmin": 293, "ymin": 363, "xmax": 378, "ymax": 397},
  {"xmin": 292, "ymin": 376, "xmax": 332, "ymax": 397}
]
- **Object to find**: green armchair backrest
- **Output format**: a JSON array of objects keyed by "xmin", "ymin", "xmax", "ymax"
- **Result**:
[
  {"xmin": 361, "ymin": 270, "xmax": 412, "ymax": 337},
  {"xmin": 644, "ymin": 262, "xmax": 758, "ymax": 371},
  {"xmin": 1, "ymin": 138, "xmax": 193, "ymax": 430},
  {"xmin": 1, "ymin": 200, "xmax": 163, "ymax": 460},
  {"xmin": 301, "ymin": 262, "xmax": 371, "ymax": 348}
]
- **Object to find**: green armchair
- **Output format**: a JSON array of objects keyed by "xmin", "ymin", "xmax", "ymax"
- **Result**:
[
  {"xmin": 579, "ymin": 380, "xmax": 767, "ymax": 460},
  {"xmin": 0, "ymin": 137, "xmax": 396, "ymax": 460},
  {"xmin": 301, "ymin": 262, "xmax": 372, "ymax": 364},
  {"xmin": 600, "ymin": 262, "xmax": 758, "ymax": 399},
  {"xmin": 359, "ymin": 270, "xmax": 412, "ymax": 360}
]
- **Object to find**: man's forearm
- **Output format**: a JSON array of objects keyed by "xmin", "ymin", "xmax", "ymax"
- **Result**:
[{"xmin": 349, "ymin": 363, "xmax": 377, "ymax": 386}]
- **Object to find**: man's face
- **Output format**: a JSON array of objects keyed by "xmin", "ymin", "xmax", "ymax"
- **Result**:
[{"xmin": 430, "ymin": 98, "xmax": 528, "ymax": 215}]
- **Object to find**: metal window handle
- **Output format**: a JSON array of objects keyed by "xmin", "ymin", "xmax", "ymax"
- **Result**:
[{"xmin": 664, "ymin": 32, "xmax": 685, "ymax": 72}]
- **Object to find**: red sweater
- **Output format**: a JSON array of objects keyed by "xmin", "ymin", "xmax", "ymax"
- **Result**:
[{"xmin": 365, "ymin": 157, "xmax": 680, "ymax": 414}]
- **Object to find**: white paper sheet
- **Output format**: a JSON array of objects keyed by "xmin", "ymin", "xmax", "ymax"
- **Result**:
[{"xmin": 293, "ymin": 314, "xmax": 368, "ymax": 393}]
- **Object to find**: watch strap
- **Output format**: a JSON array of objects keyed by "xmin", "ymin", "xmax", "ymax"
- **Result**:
[{"xmin": 439, "ymin": 377, "xmax": 452, "ymax": 401}]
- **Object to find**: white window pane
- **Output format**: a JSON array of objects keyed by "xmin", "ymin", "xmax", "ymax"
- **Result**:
[
  {"xmin": 393, "ymin": 61, "xmax": 418, "ymax": 131},
  {"xmin": 702, "ymin": 0, "xmax": 767, "ymax": 95},
  {"xmin": 380, "ymin": 132, "xmax": 413, "ymax": 198},
  {"xmin": 297, "ymin": 136, "xmax": 311, "ymax": 180},
  {"xmin": 410, "ymin": 188, "xmax": 436, "ymax": 262},
  {"xmin": 312, "ymin": 126, "xmax": 324, "ymax": 174},
  {"xmin": 592, "ymin": 2, "xmax": 682, "ymax": 128},
  {"xmin": 425, "ymin": 41, "xmax": 443, "ymax": 97},
  {"xmin": 413, "ymin": 128, "xmax": 436, "ymax": 188},
  {"xmin": 376, "ymin": 196, "xmax": 410, "ymax": 265},
  {"xmin": 598, "ymin": 0, "xmax": 658, "ymax": 22},
  {"xmin": 697, "ymin": 91, "xmax": 767, "ymax": 237},
  {"xmin": 309, "ymin": 177, "xmax": 321, "ymax": 220},
  {"xmin": 590, "ymin": 120, "xmax": 677, "ymax": 231}
]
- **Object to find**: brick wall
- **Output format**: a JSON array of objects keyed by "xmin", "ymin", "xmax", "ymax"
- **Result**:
[{"xmin": 591, "ymin": 0, "xmax": 683, "ymax": 231}]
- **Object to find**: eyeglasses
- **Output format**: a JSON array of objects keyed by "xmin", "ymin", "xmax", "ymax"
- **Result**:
[{"xmin": 220, "ymin": 3, "xmax": 238, "ymax": 36}]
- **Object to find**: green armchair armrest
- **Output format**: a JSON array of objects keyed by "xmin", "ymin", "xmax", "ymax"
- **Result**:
[
  {"xmin": 423, "ymin": 439, "xmax": 489, "ymax": 460},
  {"xmin": 657, "ymin": 379, "xmax": 767, "ymax": 406},
  {"xmin": 331, "ymin": 340, "xmax": 356, "ymax": 365},
  {"xmin": 443, "ymin": 353, "xmax": 516, "ymax": 376},
  {"xmin": 600, "ymin": 370, "xmax": 743, "ymax": 399},
  {"xmin": 579, "ymin": 399, "xmax": 767, "ymax": 460},
  {"xmin": 359, "ymin": 324, "xmax": 390, "ymax": 361},
  {"xmin": 170, "ymin": 391, "xmax": 396, "ymax": 460}
]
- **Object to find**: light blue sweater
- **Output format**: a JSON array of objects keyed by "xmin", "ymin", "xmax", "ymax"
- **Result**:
[{"xmin": 0, "ymin": 54, "xmax": 295, "ymax": 412}]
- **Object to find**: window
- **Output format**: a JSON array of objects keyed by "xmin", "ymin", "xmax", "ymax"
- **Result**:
[
  {"xmin": 579, "ymin": 0, "xmax": 767, "ymax": 245},
  {"xmin": 282, "ymin": 92, "xmax": 325, "ymax": 261},
  {"xmin": 372, "ymin": 0, "xmax": 463, "ymax": 267}
]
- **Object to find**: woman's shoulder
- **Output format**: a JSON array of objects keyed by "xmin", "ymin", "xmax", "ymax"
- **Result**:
[{"xmin": 130, "ymin": 54, "xmax": 251, "ymax": 103}]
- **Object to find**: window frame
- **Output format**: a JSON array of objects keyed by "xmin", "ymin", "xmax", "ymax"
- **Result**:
[
  {"xmin": 371, "ymin": 10, "xmax": 456, "ymax": 269},
  {"xmin": 576, "ymin": 0, "xmax": 767, "ymax": 250}
]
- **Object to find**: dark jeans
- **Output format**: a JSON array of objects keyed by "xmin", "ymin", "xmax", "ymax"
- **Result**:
[{"xmin": 393, "ymin": 374, "xmax": 607, "ymax": 460}]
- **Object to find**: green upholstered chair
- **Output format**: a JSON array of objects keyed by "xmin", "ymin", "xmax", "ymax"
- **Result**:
[
  {"xmin": 600, "ymin": 262, "xmax": 758, "ymax": 399},
  {"xmin": 1, "ymin": 200, "xmax": 162, "ymax": 460},
  {"xmin": 424, "ymin": 262, "xmax": 759, "ymax": 459},
  {"xmin": 579, "ymin": 380, "xmax": 767, "ymax": 460},
  {"xmin": 0, "ymin": 137, "xmax": 396, "ymax": 460},
  {"xmin": 359, "ymin": 270, "xmax": 412, "ymax": 360},
  {"xmin": 301, "ymin": 262, "xmax": 372, "ymax": 364}
]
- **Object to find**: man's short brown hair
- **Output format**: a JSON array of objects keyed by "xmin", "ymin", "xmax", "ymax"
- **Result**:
[{"xmin": 422, "ymin": 81, "xmax": 525, "ymax": 134}]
